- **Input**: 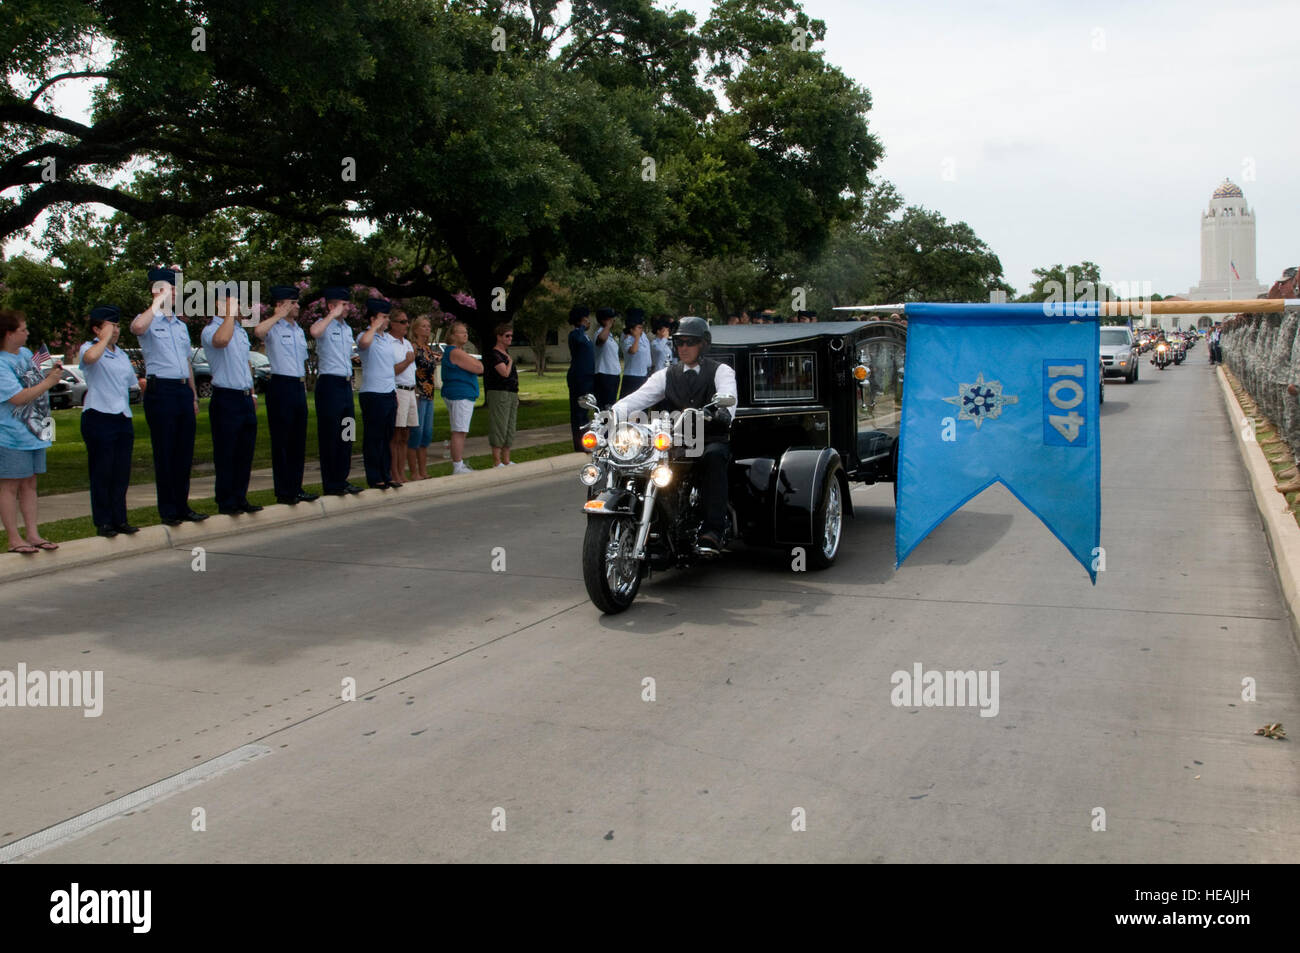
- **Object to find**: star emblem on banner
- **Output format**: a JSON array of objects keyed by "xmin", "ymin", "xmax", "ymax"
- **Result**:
[{"xmin": 943, "ymin": 372, "xmax": 1018, "ymax": 429}]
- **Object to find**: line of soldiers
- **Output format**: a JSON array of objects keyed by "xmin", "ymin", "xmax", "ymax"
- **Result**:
[
  {"xmin": 565, "ymin": 306, "xmax": 675, "ymax": 451},
  {"xmin": 88, "ymin": 270, "xmax": 412, "ymax": 533}
]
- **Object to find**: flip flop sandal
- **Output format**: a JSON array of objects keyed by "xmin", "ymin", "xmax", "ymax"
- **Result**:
[
  {"xmin": 8, "ymin": 545, "xmax": 38, "ymax": 555},
  {"xmin": 32, "ymin": 541, "xmax": 59, "ymax": 550}
]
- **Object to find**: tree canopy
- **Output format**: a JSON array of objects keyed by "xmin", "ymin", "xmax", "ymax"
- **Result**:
[{"xmin": 2, "ymin": 0, "xmax": 1011, "ymax": 346}]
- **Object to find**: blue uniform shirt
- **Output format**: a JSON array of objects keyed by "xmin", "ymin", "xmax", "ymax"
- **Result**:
[
  {"xmin": 650, "ymin": 335, "xmax": 672, "ymax": 372},
  {"xmin": 621, "ymin": 333, "xmax": 651, "ymax": 376},
  {"xmin": 78, "ymin": 341, "xmax": 135, "ymax": 417},
  {"xmin": 568, "ymin": 327, "xmax": 595, "ymax": 381},
  {"xmin": 266, "ymin": 319, "xmax": 308, "ymax": 376},
  {"xmin": 316, "ymin": 318, "xmax": 353, "ymax": 378},
  {"xmin": 201, "ymin": 317, "xmax": 254, "ymax": 390},
  {"xmin": 594, "ymin": 328, "xmax": 621, "ymax": 375},
  {"xmin": 138, "ymin": 310, "xmax": 192, "ymax": 379},
  {"xmin": 357, "ymin": 329, "xmax": 396, "ymax": 393}
]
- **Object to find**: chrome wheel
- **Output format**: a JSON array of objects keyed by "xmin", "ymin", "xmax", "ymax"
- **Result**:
[
  {"xmin": 822, "ymin": 479, "xmax": 843, "ymax": 560},
  {"xmin": 605, "ymin": 519, "xmax": 640, "ymax": 599}
]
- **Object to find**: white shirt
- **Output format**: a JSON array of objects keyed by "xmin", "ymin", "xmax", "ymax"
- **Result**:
[
  {"xmin": 393, "ymin": 337, "xmax": 416, "ymax": 387},
  {"xmin": 612, "ymin": 360, "xmax": 737, "ymax": 417}
]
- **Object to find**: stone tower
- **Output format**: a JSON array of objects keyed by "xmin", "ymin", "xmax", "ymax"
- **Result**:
[{"xmin": 1187, "ymin": 179, "xmax": 1267, "ymax": 301}]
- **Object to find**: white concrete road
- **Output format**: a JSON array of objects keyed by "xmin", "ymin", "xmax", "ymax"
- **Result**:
[{"xmin": 2, "ymin": 352, "xmax": 1297, "ymax": 863}]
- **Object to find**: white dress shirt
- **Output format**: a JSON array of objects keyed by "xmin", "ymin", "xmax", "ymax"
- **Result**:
[{"xmin": 612, "ymin": 360, "xmax": 737, "ymax": 417}]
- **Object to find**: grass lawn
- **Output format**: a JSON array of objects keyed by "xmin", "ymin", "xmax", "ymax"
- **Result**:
[
  {"xmin": 34, "ymin": 372, "xmax": 572, "ymax": 496},
  {"xmin": 2, "ymin": 440, "xmax": 575, "ymax": 551}
]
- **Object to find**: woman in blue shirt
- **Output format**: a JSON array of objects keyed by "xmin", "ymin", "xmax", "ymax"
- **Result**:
[
  {"xmin": 440, "ymin": 320, "xmax": 483, "ymax": 474},
  {"xmin": 0, "ymin": 309, "xmax": 66, "ymax": 554},
  {"xmin": 80, "ymin": 305, "xmax": 140, "ymax": 537}
]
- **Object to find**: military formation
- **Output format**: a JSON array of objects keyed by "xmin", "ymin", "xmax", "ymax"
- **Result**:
[{"xmin": 72, "ymin": 269, "xmax": 453, "ymax": 539}]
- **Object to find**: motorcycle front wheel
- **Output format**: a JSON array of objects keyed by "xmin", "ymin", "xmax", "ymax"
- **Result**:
[{"xmin": 582, "ymin": 515, "xmax": 644, "ymax": 614}]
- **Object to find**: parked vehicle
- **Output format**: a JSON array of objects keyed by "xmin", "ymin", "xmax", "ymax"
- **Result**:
[
  {"xmin": 46, "ymin": 365, "xmax": 86, "ymax": 409},
  {"xmin": 577, "ymin": 320, "xmax": 906, "ymax": 613}
]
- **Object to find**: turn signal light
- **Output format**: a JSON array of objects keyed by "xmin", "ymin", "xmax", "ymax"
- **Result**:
[
  {"xmin": 581, "ymin": 432, "xmax": 599, "ymax": 451},
  {"xmin": 852, "ymin": 364, "xmax": 869, "ymax": 381},
  {"xmin": 653, "ymin": 431, "xmax": 672, "ymax": 451}
]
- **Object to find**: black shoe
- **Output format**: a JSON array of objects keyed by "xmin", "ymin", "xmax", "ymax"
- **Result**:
[
  {"xmin": 276, "ymin": 495, "xmax": 298, "ymax": 505},
  {"xmin": 96, "ymin": 526, "xmax": 118, "ymax": 538},
  {"xmin": 385, "ymin": 481, "xmax": 401, "ymax": 490},
  {"xmin": 183, "ymin": 510, "xmax": 209, "ymax": 522},
  {"xmin": 161, "ymin": 516, "xmax": 183, "ymax": 526},
  {"xmin": 697, "ymin": 529, "xmax": 723, "ymax": 553},
  {"xmin": 296, "ymin": 490, "xmax": 319, "ymax": 502},
  {"xmin": 345, "ymin": 484, "xmax": 364, "ymax": 495},
  {"xmin": 240, "ymin": 502, "xmax": 264, "ymax": 514},
  {"xmin": 218, "ymin": 506, "xmax": 243, "ymax": 515},
  {"xmin": 114, "ymin": 523, "xmax": 139, "ymax": 535}
]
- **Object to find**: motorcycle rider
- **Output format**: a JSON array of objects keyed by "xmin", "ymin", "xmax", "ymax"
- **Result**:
[{"xmin": 610, "ymin": 316, "xmax": 737, "ymax": 553}]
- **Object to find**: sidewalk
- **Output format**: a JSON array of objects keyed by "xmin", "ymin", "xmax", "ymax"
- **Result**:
[{"xmin": 34, "ymin": 424, "xmax": 574, "ymax": 524}]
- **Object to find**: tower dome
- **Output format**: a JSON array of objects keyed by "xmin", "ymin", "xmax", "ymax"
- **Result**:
[{"xmin": 1212, "ymin": 179, "xmax": 1244, "ymax": 199}]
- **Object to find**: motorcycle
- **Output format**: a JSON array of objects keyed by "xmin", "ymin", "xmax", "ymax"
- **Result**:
[
  {"xmin": 1152, "ymin": 342, "xmax": 1171, "ymax": 370},
  {"xmin": 576, "ymin": 392, "xmax": 737, "ymax": 613}
]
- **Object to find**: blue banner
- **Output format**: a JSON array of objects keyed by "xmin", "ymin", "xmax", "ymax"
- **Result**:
[{"xmin": 896, "ymin": 303, "xmax": 1101, "ymax": 582}]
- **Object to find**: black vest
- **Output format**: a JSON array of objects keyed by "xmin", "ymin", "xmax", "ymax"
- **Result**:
[{"xmin": 662, "ymin": 359, "xmax": 728, "ymax": 443}]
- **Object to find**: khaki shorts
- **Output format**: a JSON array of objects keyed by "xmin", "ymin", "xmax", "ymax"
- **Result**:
[
  {"xmin": 486, "ymin": 390, "xmax": 518, "ymax": 448},
  {"xmin": 395, "ymin": 388, "xmax": 419, "ymax": 427}
]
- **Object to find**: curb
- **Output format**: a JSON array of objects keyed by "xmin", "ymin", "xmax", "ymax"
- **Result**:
[
  {"xmin": 0, "ymin": 452, "xmax": 588, "ymax": 585},
  {"xmin": 1216, "ymin": 366, "xmax": 1300, "ymax": 646}
]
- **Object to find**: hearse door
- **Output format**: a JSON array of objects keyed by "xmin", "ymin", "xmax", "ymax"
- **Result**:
[{"xmin": 852, "ymin": 334, "xmax": 905, "ymax": 483}]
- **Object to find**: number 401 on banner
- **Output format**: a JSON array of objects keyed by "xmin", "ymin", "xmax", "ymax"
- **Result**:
[{"xmin": 1042, "ymin": 361, "xmax": 1090, "ymax": 446}]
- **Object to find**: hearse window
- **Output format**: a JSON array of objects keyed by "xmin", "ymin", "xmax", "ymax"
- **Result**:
[
  {"xmin": 856, "ymin": 339, "xmax": 904, "ymax": 435},
  {"xmin": 751, "ymin": 352, "xmax": 816, "ymax": 402}
]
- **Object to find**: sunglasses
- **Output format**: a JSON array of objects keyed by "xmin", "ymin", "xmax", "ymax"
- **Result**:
[{"xmin": 673, "ymin": 336, "xmax": 702, "ymax": 347}]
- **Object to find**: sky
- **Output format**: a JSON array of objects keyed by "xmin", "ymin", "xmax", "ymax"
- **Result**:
[
  {"xmin": 751, "ymin": 0, "xmax": 1300, "ymax": 296},
  {"xmin": 8, "ymin": 0, "xmax": 1297, "ymax": 298}
]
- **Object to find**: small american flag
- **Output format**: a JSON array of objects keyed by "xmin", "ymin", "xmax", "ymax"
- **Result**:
[
  {"xmin": 1230, "ymin": 260, "xmax": 1241, "ymax": 280},
  {"xmin": 31, "ymin": 344, "xmax": 51, "ymax": 368}
]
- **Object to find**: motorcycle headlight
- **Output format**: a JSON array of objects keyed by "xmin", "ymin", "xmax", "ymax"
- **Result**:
[
  {"xmin": 610, "ymin": 423, "xmax": 650, "ymax": 462},
  {"xmin": 651, "ymin": 464, "xmax": 673, "ymax": 488},
  {"xmin": 579, "ymin": 463, "xmax": 603, "ymax": 486}
]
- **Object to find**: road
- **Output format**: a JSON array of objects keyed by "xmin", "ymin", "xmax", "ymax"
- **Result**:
[{"xmin": 2, "ymin": 349, "xmax": 1297, "ymax": 862}]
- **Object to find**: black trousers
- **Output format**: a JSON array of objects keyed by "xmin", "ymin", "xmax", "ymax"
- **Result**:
[
  {"xmin": 568, "ymin": 375, "xmax": 594, "ymax": 451},
  {"xmin": 210, "ymin": 387, "xmax": 257, "ymax": 509},
  {"xmin": 594, "ymin": 373, "xmax": 620, "ymax": 409},
  {"xmin": 359, "ymin": 391, "xmax": 397, "ymax": 487},
  {"xmin": 619, "ymin": 374, "xmax": 647, "ymax": 399},
  {"xmin": 266, "ymin": 375, "xmax": 308, "ymax": 498},
  {"xmin": 81, "ymin": 409, "xmax": 133, "ymax": 528},
  {"xmin": 142, "ymin": 378, "xmax": 196, "ymax": 521},
  {"xmin": 697, "ymin": 441, "xmax": 730, "ymax": 534},
  {"xmin": 314, "ymin": 375, "xmax": 354, "ymax": 493}
]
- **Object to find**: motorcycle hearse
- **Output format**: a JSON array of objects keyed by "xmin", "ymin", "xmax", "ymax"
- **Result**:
[{"xmin": 576, "ymin": 319, "xmax": 907, "ymax": 613}]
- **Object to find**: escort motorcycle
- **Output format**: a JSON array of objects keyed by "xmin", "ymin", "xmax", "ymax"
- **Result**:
[
  {"xmin": 1152, "ymin": 341, "xmax": 1171, "ymax": 370},
  {"xmin": 577, "ymin": 393, "xmax": 739, "ymax": 614}
]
